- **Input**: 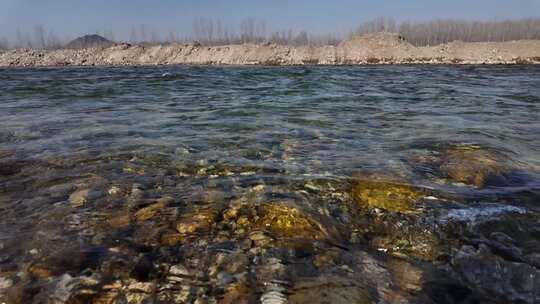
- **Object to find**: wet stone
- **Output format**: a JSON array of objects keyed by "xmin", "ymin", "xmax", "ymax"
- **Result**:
[
  {"xmin": 160, "ymin": 232, "xmax": 184, "ymax": 246},
  {"xmin": 452, "ymin": 244, "xmax": 540, "ymax": 303},
  {"xmin": 288, "ymin": 276, "xmax": 373, "ymax": 304},
  {"xmin": 256, "ymin": 203, "xmax": 322, "ymax": 239},
  {"xmin": 133, "ymin": 196, "xmax": 173, "ymax": 222},
  {"xmin": 92, "ymin": 291, "xmax": 119, "ymax": 304},
  {"xmin": 28, "ymin": 264, "xmax": 54, "ymax": 278},
  {"xmin": 47, "ymin": 183, "xmax": 76, "ymax": 199},
  {"xmin": 108, "ymin": 213, "xmax": 131, "ymax": 228},
  {"xmin": 107, "ymin": 185, "xmax": 122, "ymax": 196},
  {"xmin": 69, "ymin": 189, "xmax": 92, "ymax": 207},
  {"xmin": 0, "ymin": 277, "xmax": 13, "ymax": 289},
  {"xmin": 221, "ymin": 282, "xmax": 255, "ymax": 304},
  {"xmin": 175, "ymin": 208, "xmax": 217, "ymax": 236},
  {"xmin": 418, "ymin": 145, "xmax": 518, "ymax": 188},
  {"xmin": 169, "ymin": 264, "xmax": 190, "ymax": 277},
  {"xmin": 350, "ymin": 173, "xmax": 424, "ymax": 213}
]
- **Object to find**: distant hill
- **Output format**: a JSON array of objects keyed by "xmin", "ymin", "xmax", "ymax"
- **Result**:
[{"xmin": 65, "ymin": 35, "xmax": 114, "ymax": 49}]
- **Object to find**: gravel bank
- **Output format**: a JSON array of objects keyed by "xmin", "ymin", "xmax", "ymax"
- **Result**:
[{"xmin": 1, "ymin": 32, "xmax": 540, "ymax": 67}]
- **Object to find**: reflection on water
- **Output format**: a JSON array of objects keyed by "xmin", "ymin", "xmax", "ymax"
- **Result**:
[{"xmin": 1, "ymin": 65, "xmax": 540, "ymax": 303}]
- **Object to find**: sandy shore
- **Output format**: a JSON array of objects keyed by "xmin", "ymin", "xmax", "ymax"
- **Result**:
[{"xmin": 1, "ymin": 32, "xmax": 540, "ymax": 67}]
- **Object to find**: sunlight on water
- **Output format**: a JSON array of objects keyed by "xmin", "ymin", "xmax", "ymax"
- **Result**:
[{"xmin": 0, "ymin": 65, "xmax": 540, "ymax": 303}]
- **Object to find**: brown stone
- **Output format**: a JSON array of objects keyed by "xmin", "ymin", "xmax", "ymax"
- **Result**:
[
  {"xmin": 28, "ymin": 264, "xmax": 53, "ymax": 278},
  {"xmin": 134, "ymin": 197, "xmax": 173, "ymax": 222},
  {"xmin": 108, "ymin": 214, "xmax": 131, "ymax": 228},
  {"xmin": 439, "ymin": 146, "xmax": 509, "ymax": 187},
  {"xmin": 176, "ymin": 210, "xmax": 215, "ymax": 235}
]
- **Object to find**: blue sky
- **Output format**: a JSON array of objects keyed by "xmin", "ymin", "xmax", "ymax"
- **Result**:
[{"xmin": 1, "ymin": 0, "xmax": 539, "ymax": 41}]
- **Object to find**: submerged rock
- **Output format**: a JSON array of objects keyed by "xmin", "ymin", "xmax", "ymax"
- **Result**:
[
  {"xmin": 439, "ymin": 146, "xmax": 511, "ymax": 187},
  {"xmin": 256, "ymin": 203, "xmax": 322, "ymax": 239},
  {"xmin": 414, "ymin": 145, "xmax": 520, "ymax": 188},
  {"xmin": 69, "ymin": 189, "xmax": 91, "ymax": 207},
  {"xmin": 69, "ymin": 188, "xmax": 102, "ymax": 207},
  {"xmin": 350, "ymin": 173, "xmax": 424, "ymax": 213},
  {"xmin": 221, "ymin": 282, "xmax": 255, "ymax": 304},
  {"xmin": 176, "ymin": 209, "xmax": 217, "ymax": 235},
  {"xmin": 134, "ymin": 196, "xmax": 173, "ymax": 222},
  {"xmin": 288, "ymin": 276, "xmax": 373, "ymax": 304}
]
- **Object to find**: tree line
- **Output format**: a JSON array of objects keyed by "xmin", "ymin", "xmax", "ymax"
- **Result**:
[
  {"xmin": 1, "ymin": 17, "xmax": 539, "ymax": 50},
  {"xmin": 353, "ymin": 17, "xmax": 540, "ymax": 46},
  {"xmin": 127, "ymin": 18, "xmax": 340, "ymax": 46}
]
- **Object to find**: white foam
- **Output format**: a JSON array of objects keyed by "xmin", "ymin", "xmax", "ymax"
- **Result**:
[{"xmin": 439, "ymin": 204, "xmax": 527, "ymax": 225}]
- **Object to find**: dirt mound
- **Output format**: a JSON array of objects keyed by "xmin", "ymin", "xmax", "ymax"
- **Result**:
[
  {"xmin": 339, "ymin": 32, "xmax": 411, "ymax": 49},
  {"xmin": 1, "ymin": 32, "xmax": 540, "ymax": 67},
  {"xmin": 337, "ymin": 32, "xmax": 418, "ymax": 61},
  {"xmin": 65, "ymin": 35, "xmax": 114, "ymax": 49}
]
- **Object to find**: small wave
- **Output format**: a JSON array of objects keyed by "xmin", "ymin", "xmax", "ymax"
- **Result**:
[{"xmin": 439, "ymin": 204, "xmax": 527, "ymax": 225}]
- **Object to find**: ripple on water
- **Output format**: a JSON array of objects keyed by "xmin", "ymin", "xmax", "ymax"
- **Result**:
[{"xmin": 0, "ymin": 65, "xmax": 540, "ymax": 303}]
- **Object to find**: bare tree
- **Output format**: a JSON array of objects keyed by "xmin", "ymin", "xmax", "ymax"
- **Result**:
[
  {"xmin": 0, "ymin": 37, "xmax": 9, "ymax": 49},
  {"xmin": 130, "ymin": 27, "xmax": 138, "ymax": 43},
  {"xmin": 139, "ymin": 24, "xmax": 147, "ymax": 42},
  {"xmin": 33, "ymin": 25, "xmax": 46, "ymax": 48},
  {"xmin": 354, "ymin": 17, "xmax": 540, "ymax": 46}
]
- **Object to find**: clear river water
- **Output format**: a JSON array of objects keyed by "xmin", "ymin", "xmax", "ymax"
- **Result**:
[{"xmin": 1, "ymin": 65, "xmax": 540, "ymax": 303}]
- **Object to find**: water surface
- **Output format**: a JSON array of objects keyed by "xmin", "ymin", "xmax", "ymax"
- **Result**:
[{"xmin": 1, "ymin": 65, "xmax": 540, "ymax": 303}]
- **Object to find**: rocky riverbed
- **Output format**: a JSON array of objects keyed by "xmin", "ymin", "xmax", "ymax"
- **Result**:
[
  {"xmin": 1, "ymin": 32, "xmax": 540, "ymax": 67},
  {"xmin": 1, "ymin": 65, "xmax": 540, "ymax": 303},
  {"xmin": 1, "ymin": 144, "xmax": 539, "ymax": 303}
]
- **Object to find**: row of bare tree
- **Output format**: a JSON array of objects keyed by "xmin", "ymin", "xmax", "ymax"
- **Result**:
[
  {"xmin": 354, "ymin": 17, "xmax": 540, "ymax": 46},
  {"xmin": 126, "ymin": 18, "xmax": 339, "ymax": 46},
  {"xmin": 1, "ymin": 17, "xmax": 539, "ymax": 50}
]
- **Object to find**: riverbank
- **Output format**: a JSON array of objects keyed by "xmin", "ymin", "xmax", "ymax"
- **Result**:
[{"xmin": 1, "ymin": 32, "xmax": 540, "ymax": 67}]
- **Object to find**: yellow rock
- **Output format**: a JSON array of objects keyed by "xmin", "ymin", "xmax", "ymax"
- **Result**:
[
  {"xmin": 175, "ymin": 210, "xmax": 215, "ymax": 235},
  {"xmin": 236, "ymin": 216, "xmax": 250, "ymax": 228},
  {"xmin": 134, "ymin": 197, "xmax": 172, "ymax": 222},
  {"xmin": 161, "ymin": 233, "xmax": 184, "ymax": 246},
  {"xmin": 92, "ymin": 292, "xmax": 119, "ymax": 304},
  {"xmin": 28, "ymin": 264, "xmax": 53, "ymax": 278},
  {"xmin": 69, "ymin": 189, "xmax": 90, "ymax": 207},
  {"xmin": 123, "ymin": 166, "xmax": 145, "ymax": 175},
  {"xmin": 257, "ymin": 203, "xmax": 320, "ymax": 239},
  {"xmin": 350, "ymin": 173, "xmax": 423, "ymax": 213}
]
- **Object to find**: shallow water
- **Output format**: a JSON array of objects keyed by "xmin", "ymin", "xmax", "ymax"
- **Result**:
[{"xmin": 1, "ymin": 65, "xmax": 540, "ymax": 303}]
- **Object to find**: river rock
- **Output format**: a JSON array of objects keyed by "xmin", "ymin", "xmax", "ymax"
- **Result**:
[
  {"xmin": 69, "ymin": 189, "xmax": 102, "ymax": 207},
  {"xmin": 350, "ymin": 173, "xmax": 424, "ymax": 213},
  {"xmin": 176, "ymin": 209, "xmax": 216, "ymax": 235},
  {"xmin": 133, "ymin": 196, "xmax": 173, "ymax": 222},
  {"xmin": 452, "ymin": 244, "xmax": 540, "ymax": 303},
  {"xmin": 256, "ymin": 203, "xmax": 321, "ymax": 239},
  {"xmin": 439, "ymin": 146, "xmax": 512, "ymax": 187}
]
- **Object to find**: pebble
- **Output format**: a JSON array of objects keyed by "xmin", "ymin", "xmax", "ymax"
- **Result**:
[
  {"xmin": 107, "ymin": 185, "xmax": 122, "ymax": 196},
  {"xmin": 69, "ymin": 189, "xmax": 101, "ymax": 207},
  {"xmin": 127, "ymin": 281, "xmax": 156, "ymax": 293},
  {"xmin": 216, "ymin": 272, "xmax": 235, "ymax": 286},
  {"xmin": 69, "ymin": 189, "xmax": 90, "ymax": 207},
  {"xmin": 0, "ymin": 277, "xmax": 13, "ymax": 289},
  {"xmin": 169, "ymin": 265, "xmax": 190, "ymax": 276},
  {"xmin": 134, "ymin": 199, "xmax": 169, "ymax": 222},
  {"xmin": 249, "ymin": 185, "xmax": 265, "ymax": 192}
]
